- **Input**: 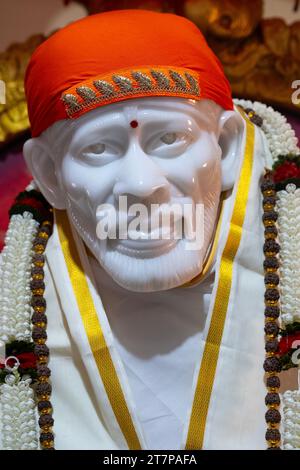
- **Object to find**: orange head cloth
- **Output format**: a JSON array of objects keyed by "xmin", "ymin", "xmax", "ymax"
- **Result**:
[{"xmin": 25, "ymin": 9, "xmax": 233, "ymax": 137}]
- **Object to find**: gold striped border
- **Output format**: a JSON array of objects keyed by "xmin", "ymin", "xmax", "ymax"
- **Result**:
[
  {"xmin": 56, "ymin": 209, "xmax": 142, "ymax": 450},
  {"xmin": 185, "ymin": 113, "xmax": 255, "ymax": 449}
]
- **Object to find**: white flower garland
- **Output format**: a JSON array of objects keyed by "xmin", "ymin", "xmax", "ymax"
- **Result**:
[
  {"xmin": 277, "ymin": 184, "xmax": 300, "ymax": 326},
  {"xmin": 0, "ymin": 212, "xmax": 39, "ymax": 342},
  {"xmin": 0, "ymin": 203, "xmax": 39, "ymax": 450},
  {"xmin": 278, "ymin": 185, "xmax": 300, "ymax": 448},
  {"xmin": 0, "ymin": 367, "xmax": 38, "ymax": 450},
  {"xmin": 282, "ymin": 390, "xmax": 300, "ymax": 450},
  {"xmin": 234, "ymin": 99, "xmax": 300, "ymax": 161}
]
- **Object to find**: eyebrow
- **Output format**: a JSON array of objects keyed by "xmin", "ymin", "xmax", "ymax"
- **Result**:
[
  {"xmin": 136, "ymin": 104, "xmax": 216, "ymax": 128},
  {"xmin": 70, "ymin": 114, "xmax": 126, "ymax": 143}
]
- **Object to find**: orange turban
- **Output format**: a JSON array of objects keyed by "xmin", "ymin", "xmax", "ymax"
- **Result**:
[{"xmin": 25, "ymin": 9, "xmax": 233, "ymax": 137}]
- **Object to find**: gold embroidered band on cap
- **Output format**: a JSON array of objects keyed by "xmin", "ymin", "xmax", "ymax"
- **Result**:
[{"xmin": 61, "ymin": 66, "xmax": 201, "ymax": 118}]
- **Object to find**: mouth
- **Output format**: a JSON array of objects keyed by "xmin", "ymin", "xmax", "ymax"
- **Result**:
[
  {"xmin": 110, "ymin": 237, "xmax": 180, "ymax": 258},
  {"xmin": 109, "ymin": 214, "xmax": 186, "ymax": 258}
]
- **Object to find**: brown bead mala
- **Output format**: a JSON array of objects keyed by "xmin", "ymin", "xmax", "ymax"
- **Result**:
[
  {"xmin": 30, "ymin": 216, "xmax": 55, "ymax": 449},
  {"xmin": 7, "ymin": 190, "xmax": 55, "ymax": 449},
  {"xmin": 261, "ymin": 174, "xmax": 282, "ymax": 450}
]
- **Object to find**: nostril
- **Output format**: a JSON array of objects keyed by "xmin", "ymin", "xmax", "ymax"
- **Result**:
[
  {"xmin": 120, "ymin": 194, "xmax": 145, "ymax": 208},
  {"xmin": 145, "ymin": 186, "xmax": 170, "ymax": 205},
  {"xmin": 113, "ymin": 186, "xmax": 170, "ymax": 206}
]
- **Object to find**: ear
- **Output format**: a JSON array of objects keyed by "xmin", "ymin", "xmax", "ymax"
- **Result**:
[
  {"xmin": 23, "ymin": 138, "xmax": 66, "ymax": 209},
  {"xmin": 218, "ymin": 110, "xmax": 244, "ymax": 191}
]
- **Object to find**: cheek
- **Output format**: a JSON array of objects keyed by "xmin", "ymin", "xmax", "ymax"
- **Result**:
[
  {"xmin": 60, "ymin": 155, "xmax": 117, "ymax": 206},
  {"xmin": 192, "ymin": 134, "xmax": 222, "ymax": 194},
  {"xmin": 163, "ymin": 134, "xmax": 222, "ymax": 199}
]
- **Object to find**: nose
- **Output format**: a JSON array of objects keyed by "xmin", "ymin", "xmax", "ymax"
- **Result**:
[{"xmin": 113, "ymin": 142, "xmax": 169, "ymax": 199}]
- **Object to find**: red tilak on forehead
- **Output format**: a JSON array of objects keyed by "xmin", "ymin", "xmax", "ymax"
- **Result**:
[{"xmin": 130, "ymin": 120, "xmax": 138, "ymax": 128}]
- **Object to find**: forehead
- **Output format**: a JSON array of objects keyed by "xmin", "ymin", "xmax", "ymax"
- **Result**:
[
  {"xmin": 45, "ymin": 98, "xmax": 221, "ymax": 150},
  {"xmin": 69, "ymin": 98, "xmax": 220, "ymax": 131}
]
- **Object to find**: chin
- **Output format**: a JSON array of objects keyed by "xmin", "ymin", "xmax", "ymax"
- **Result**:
[{"xmin": 96, "ymin": 238, "xmax": 205, "ymax": 292}]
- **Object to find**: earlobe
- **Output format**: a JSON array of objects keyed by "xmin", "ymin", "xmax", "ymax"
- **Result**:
[
  {"xmin": 23, "ymin": 138, "xmax": 66, "ymax": 209},
  {"xmin": 218, "ymin": 110, "xmax": 244, "ymax": 191}
]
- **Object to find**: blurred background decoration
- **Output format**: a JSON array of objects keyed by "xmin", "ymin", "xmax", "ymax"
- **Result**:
[
  {"xmin": 0, "ymin": 34, "xmax": 46, "ymax": 146},
  {"xmin": 1, "ymin": 0, "xmax": 300, "ymax": 148},
  {"xmin": 0, "ymin": 0, "xmax": 300, "ymax": 248}
]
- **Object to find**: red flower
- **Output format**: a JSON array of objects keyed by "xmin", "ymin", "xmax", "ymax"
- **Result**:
[
  {"xmin": 0, "ymin": 352, "xmax": 36, "ymax": 370},
  {"xmin": 17, "ymin": 352, "xmax": 37, "ymax": 369},
  {"xmin": 278, "ymin": 332, "xmax": 300, "ymax": 355},
  {"xmin": 273, "ymin": 161, "xmax": 300, "ymax": 183}
]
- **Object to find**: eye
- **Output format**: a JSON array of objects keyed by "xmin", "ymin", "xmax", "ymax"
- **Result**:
[
  {"xmin": 146, "ymin": 131, "xmax": 192, "ymax": 158},
  {"xmin": 161, "ymin": 132, "xmax": 177, "ymax": 145},
  {"xmin": 82, "ymin": 143, "xmax": 106, "ymax": 155},
  {"xmin": 79, "ymin": 141, "xmax": 121, "ymax": 166}
]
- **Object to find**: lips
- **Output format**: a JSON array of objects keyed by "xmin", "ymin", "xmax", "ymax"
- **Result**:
[
  {"xmin": 110, "ymin": 213, "xmax": 184, "ymax": 257},
  {"xmin": 113, "ymin": 237, "xmax": 179, "ymax": 258}
]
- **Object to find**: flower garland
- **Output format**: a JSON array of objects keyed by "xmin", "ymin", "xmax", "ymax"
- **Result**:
[
  {"xmin": 277, "ymin": 185, "xmax": 300, "ymax": 328},
  {"xmin": 276, "ymin": 182, "xmax": 300, "ymax": 449},
  {"xmin": 0, "ymin": 365, "xmax": 38, "ymax": 450},
  {"xmin": 282, "ymin": 390, "xmax": 300, "ymax": 449},
  {"xmin": 234, "ymin": 99, "xmax": 300, "ymax": 163},
  {"xmin": 0, "ymin": 212, "xmax": 39, "ymax": 342},
  {"xmin": 272, "ymin": 170, "xmax": 300, "ymax": 450},
  {"xmin": 0, "ymin": 188, "xmax": 54, "ymax": 450}
]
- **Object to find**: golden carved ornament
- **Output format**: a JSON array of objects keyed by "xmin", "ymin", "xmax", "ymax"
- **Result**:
[
  {"xmin": 0, "ymin": 34, "xmax": 46, "ymax": 147},
  {"xmin": 183, "ymin": 0, "xmax": 263, "ymax": 38},
  {"xmin": 184, "ymin": 0, "xmax": 300, "ymax": 113}
]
